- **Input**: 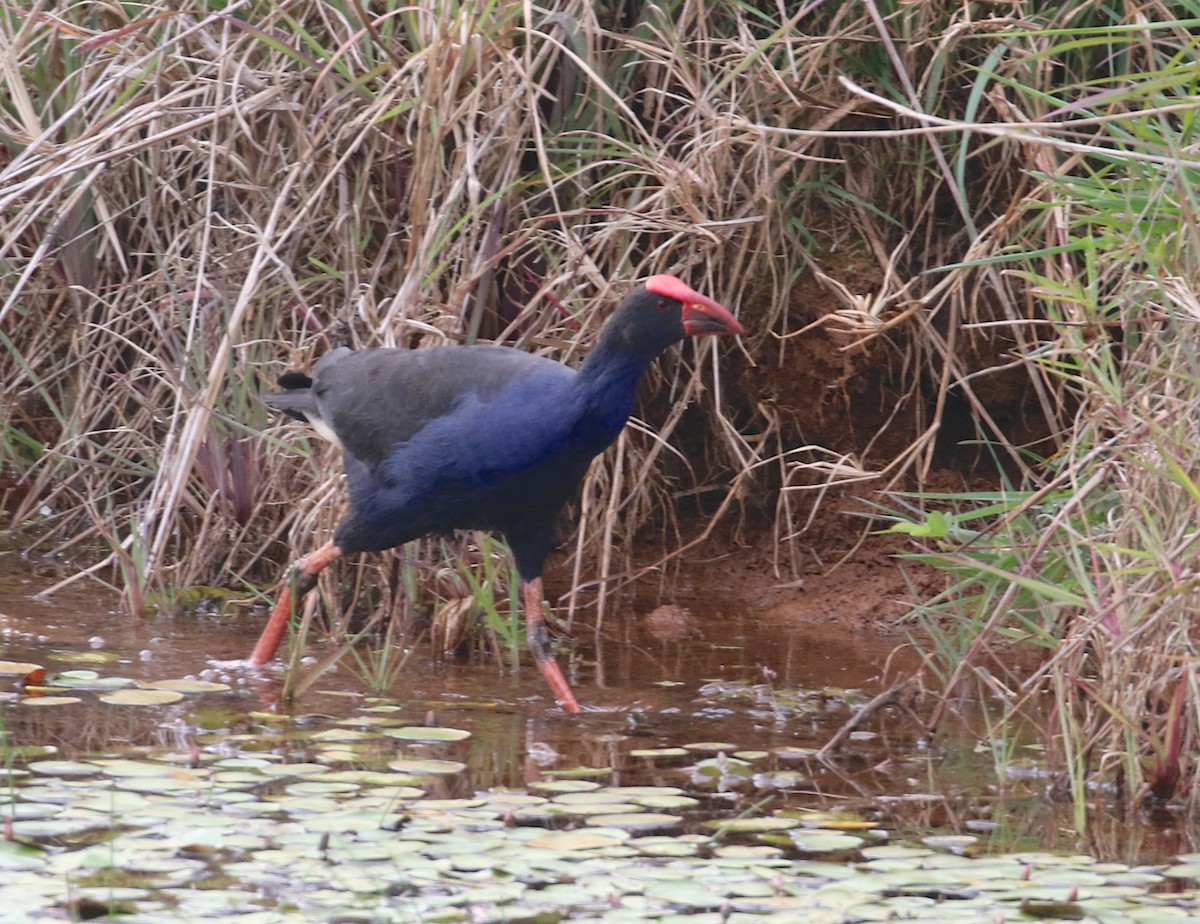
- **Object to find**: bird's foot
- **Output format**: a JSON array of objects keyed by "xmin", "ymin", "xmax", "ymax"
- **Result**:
[
  {"xmin": 527, "ymin": 620, "xmax": 582, "ymax": 714},
  {"xmin": 247, "ymin": 542, "xmax": 344, "ymax": 667},
  {"xmin": 535, "ymin": 655, "xmax": 583, "ymax": 714}
]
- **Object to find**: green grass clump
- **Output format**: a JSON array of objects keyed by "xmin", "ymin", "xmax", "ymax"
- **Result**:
[{"xmin": 881, "ymin": 4, "xmax": 1200, "ymax": 815}]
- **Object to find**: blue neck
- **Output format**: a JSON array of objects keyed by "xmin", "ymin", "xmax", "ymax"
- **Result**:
[{"xmin": 574, "ymin": 334, "xmax": 660, "ymax": 448}]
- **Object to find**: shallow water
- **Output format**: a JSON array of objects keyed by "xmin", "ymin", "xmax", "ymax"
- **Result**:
[
  {"xmin": 3, "ymin": 567, "xmax": 910, "ymax": 781},
  {"xmin": 1, "ymin": 562, "xmax": 1191, "ymax": 855},
  {"xmin": 2, "ymin": 556, "xmax": 1198, "ymax": 896}
]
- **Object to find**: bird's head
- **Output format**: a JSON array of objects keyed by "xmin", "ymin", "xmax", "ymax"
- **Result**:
[{"xmin": 606, "ymin": 274, "xmax": 743, "ymax": 357}]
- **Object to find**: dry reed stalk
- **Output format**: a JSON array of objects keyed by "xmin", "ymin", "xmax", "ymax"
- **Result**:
[{"xmin": 0, "ymin": 0, "xmax": 1073, "ymax": 682}]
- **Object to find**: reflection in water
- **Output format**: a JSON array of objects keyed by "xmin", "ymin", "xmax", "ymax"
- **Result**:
[{"xmin": 0, "ymin": 565, "xmax": 1194, "ymax": 864}]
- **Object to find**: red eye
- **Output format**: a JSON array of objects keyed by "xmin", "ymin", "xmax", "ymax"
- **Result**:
[{"xmin": 656, "ymin": 299, "xmax": 670, "ymax": 311}]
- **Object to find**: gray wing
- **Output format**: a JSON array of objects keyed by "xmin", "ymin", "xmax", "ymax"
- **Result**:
[{"xmin": 305, "ymin": 345, "xmax": 575, "ymax": 468}]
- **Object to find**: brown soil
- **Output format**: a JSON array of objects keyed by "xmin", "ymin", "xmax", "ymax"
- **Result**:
[
  {"xmin": 619, "ymin": 470, "xmax": 953, "ymax": 641},
  {"xmin": 660, "ymin": 236, "xmax": 1045, "ymax": 636},
  {"xmin": 668, "ymin": 499, "xmax": 942, "ymax": 636}
]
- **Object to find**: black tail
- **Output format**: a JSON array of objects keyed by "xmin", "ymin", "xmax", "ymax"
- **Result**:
[
  {"xmin": 278, "ymin": 371, "xmax": 313, "ymax": 390},
  {"xmin": 263, "ymin": 372, "xmax": 317, "ymax": 424}
]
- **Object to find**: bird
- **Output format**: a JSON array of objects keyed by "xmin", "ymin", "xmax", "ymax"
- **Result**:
[{"xmin": 251, "ymin": 274, "xmax": 743, "ymax": 713}]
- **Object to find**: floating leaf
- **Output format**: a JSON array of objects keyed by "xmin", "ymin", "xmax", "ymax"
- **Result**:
[
  {"xmin": 782, "ymin": 810, "xmax": 876, "ymax": 830},
  {"xmin": 552, "ymin": 790, "xmax": 631, "ymax": 805},
  {"xmin": 285, "ymin": 781, "xmax": 361, "ymax": 795},
  {"xmin": 3, "ymin": 745, "xmax": 55, "ymax": 759},
  {"xmin": 0, "ymin": 661, "xmax": 41, "ymax": 675},
  {"xmin": 92, "ymin": 759, "xmax": 207, "ymax": 779},
  {"xmin": 628, "ymin": 793, "xmax": 700, "ymax": 811},
  {"xmin": 387, "ymin": 758, "xmax": 466, "ymax": 775},
  {"xmin": 775, "ymin": 747, "xmax": 818, "ymax": 760},
  {"xmin": 19, "ymin": 696, "xmax": 81, "ymax": 707},
  {"xmin": 46, "ymin": 651, "xmax": 119, "ymax": 664},
  {"xmin": 258, "ymin": 763, "xmax": 330, "ymax": 778},
  {"xmin": 1161, "ymin": 864, "xmax": 1200, "ymax": 879},
  {"xmin": 312, "ymin": 727, "xmax": 371, "ymax": 741},
  {"xmin": 922, "ymin": 834, "xmax": 979, "ymax": 852},
  {"xmin": 714, "ymin": 844, "xmax": 783, "ymax": 859},
  {"xmin": 0, "ymin": 839, "xmax": 47, "ymax": 871},
  {"xmin": 630, "ymin": 747, "xmax": 689, "ymax": 759},
  {"xmin": 705, "ymin": 816, "xmax": 800, "ymax": 834},
  {"xmin": 1019, "ymin": 898, "xmax": 1086, "ymax": 920},
  {"xmin": 548, "ymin": 800, "xmax": 643, "ymax": 817},
  {"xmin": 26, "ymin": 761, "xmax": 101, "ymax": 777},
  {"xmin": 790, "ymin": 829, "xmax": 866, "ymax": 853},
  {"xmin": 116, "ymin": 775, "xmax": 210, "ymax": 795},
  {"xmin": 0, "ymin": 803, "xmax": 62, "ymax": 820},
  {"xmin": 100, "ymin": 689, "xmax": 185, "ymax": 706},
  {"xmin": 643, "ymin": 880, "xmax": 725, "ymax": 909},
  {"xmin": 338, "ymin": 715, "xmax": 403, "ymax": 727},
  {"xmin": 383, "ymin": 726, "xmax": 471, "ymax": 742},
  {"xmin": 542, "ymin": 766, "xmax": 612, "ymax": 779},
  {"xmin": 860, "ymin": 845, "xmax": 934, "ymax": 860},
  {"xmin": 692, "ymin": 756, "xmax": 753, "ymax": 778},
  {"xmin": 52, "ymin": 672, "xmax": 137, "ymax": 690},
  {"xmin": 585, "ymin": 812, "xmax": 682, "ymax": 832},
  {"xmin": 526, "ymin": 830, "xmax": 626, "ymax": 851},
  {"xmin": 529, "ymin": 779, "xmax": 602, "ymax": 794}
]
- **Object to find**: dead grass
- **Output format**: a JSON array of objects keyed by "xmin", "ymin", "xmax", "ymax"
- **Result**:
[
  {"xmin": 3, "ymin": 0, "xmax": 1198, "ymax": 809},
  {"xmin": 3, "ymin": 0, "xmax": 977, "ymax": 599},
  {"xmin": 0, "ymin": 0, "xmax": 1081, "ymax": 622}
]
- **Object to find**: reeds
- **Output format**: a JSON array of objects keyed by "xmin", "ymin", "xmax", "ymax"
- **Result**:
[
  {"xmin": 1, "ymin": 0, "xmax": 894, "ymax": 603},
  {"xmin": 868, "ymin": 4, "xmax": 1200, "ymax": 813},
  {"xmin": 3, "ymin": 0, "xmax": 1198, "ymax": 812}
]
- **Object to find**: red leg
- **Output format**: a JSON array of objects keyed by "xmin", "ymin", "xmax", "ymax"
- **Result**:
[
  {"xmin": 248, "ymin": 541, "xmax": 343, "ymax": 667},
  {"xmin": 523, "ymin": 578, "xmax": 582, "ymax": 714}
]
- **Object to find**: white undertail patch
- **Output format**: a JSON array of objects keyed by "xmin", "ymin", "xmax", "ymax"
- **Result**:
[{"xmin": 307, "ymin": 416, "xmax": 343, "ymax": 449}]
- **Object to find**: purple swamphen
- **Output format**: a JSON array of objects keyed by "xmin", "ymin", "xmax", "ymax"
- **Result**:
[{"xmin": 252, "ymin": 275, "xmax": 743, "ymax": 712}]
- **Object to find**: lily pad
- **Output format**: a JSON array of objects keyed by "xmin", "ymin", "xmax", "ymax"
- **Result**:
[
  {"xmin": 630, "ymin": 747, "xmax": 689, "ymax": 759},
  {"xmin": 643, "ymin": 880, "xmax": 726, "ymax": 909},
  {"xmin": 585, "ymin": 812, "xmax": 683, "ymax": 832},
  {"xmin": 922, "ymin": 834, "xmax": 979, "ymax": 852},
  {"xmin": 705, "ymin": 816, "xmax": 800, "ymax": 834},
  {"xmin": 387, "ymin": 758, "xmax": 466, "ymax": 775},
  {"xmin": 46, "ymin": 651, "xmax": 119, "ymax": 664},
  {"xmin": 526, "ymin": 830, "xmax": 627, "ymax": 850},
  {"xmin": 790, "ymin": 829, "xmax": 866, "ymax": 853},
  {"xmin": 541, "ymin": 766, "xmax": 613, "ymax": 779},
  {"xmin": 26, "ymin": 761, "xmax": 101, "ymax": 777},
  {"xmin": 19, "ymin": 696, "xmax": 82, "ymax": 707},
  {"xmin": 0, "ymin": 661, "xmax": 41, "ymax": 675},
  {"xmin": 528, "ymin": 779, "xmax": 602, "ymax": 794},
  {"xmin": 383, "ymin": 725, "xmax": 471, "ymax": 742},
  {"xmin": 51, "ymin": 670, "xmax": 137, "ymax": 690},
  {"xmin": 99, "ymin": 689, "xmax": 185, "ymax": 706},
  {"xmin": 860, "ymin": 845, "xmax": 934, "ymax": 860}
]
